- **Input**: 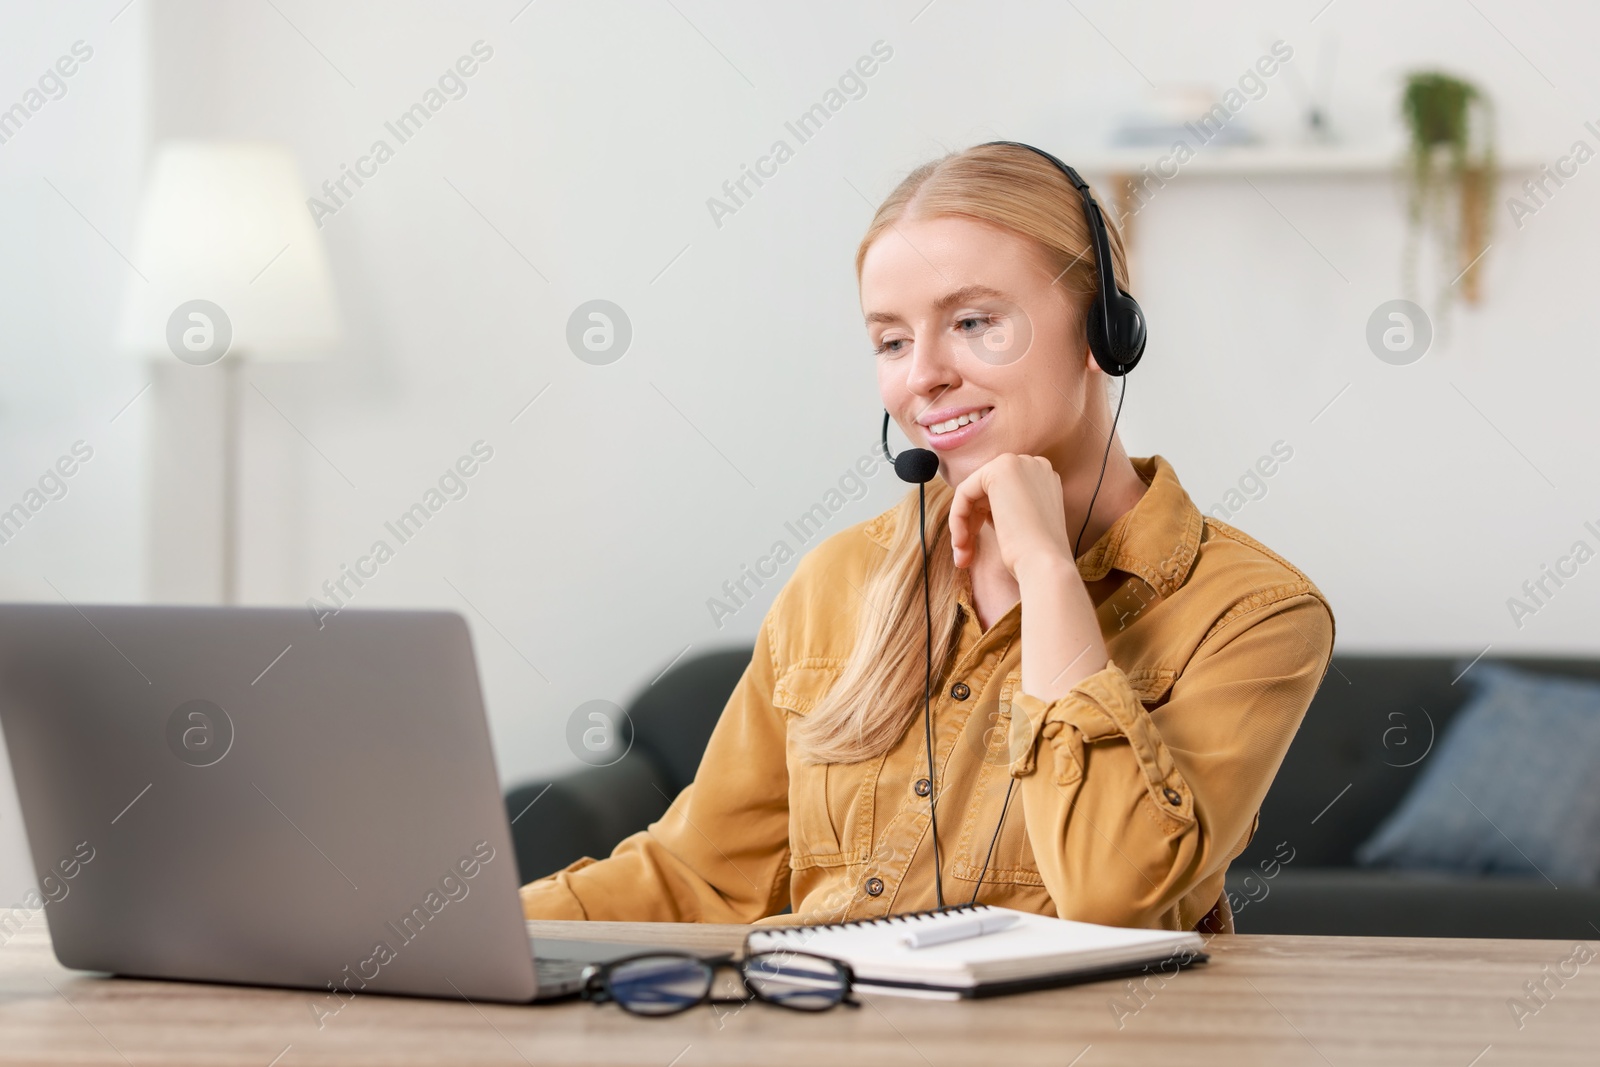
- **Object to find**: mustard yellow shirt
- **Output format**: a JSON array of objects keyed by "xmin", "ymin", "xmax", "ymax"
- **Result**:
[{"xmin": 519, "ymin": 454, "xmax": 1336, "ymax": 933}]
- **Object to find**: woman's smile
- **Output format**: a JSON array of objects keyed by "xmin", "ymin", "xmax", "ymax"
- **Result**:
[{"xmin": 921, "ymin": 404, "xmax": 994, "ymax": 451}]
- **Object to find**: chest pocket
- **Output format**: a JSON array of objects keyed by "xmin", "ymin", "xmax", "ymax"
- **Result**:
[{"xmin": 773, "ymin": 661, "xmax": 865, "ymax": 868}]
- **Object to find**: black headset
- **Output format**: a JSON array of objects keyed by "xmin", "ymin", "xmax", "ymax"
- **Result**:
[{"xmin": 878, "ymin": 140, "xmax": 1143, "ymax": 911}]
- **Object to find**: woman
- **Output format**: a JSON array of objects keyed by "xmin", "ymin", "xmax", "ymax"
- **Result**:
[{"xmin": 520, "ymin": 142, "xmax": 1335, "ymax": 934}]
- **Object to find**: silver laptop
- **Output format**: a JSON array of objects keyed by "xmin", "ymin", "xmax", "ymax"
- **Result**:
[{"xmin": 0, "ymin": 603, "xmax": 692, "ymax": 1004}]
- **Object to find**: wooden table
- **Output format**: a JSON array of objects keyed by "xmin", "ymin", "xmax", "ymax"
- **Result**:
[{"xmin": 1, "ymin": 914, "xmax": 1595, "ymax": 1065}]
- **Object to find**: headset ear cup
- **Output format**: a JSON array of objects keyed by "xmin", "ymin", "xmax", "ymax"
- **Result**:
[
  {"xmin": 1112, "ymin": 291, "xmax": 1147, "ymax": 374},
  {"xmin": 1086, "ymin": 296, "xmax": 1143, "ymax": 377}
]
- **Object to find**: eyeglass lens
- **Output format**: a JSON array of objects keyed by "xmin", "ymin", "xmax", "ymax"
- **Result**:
[
  {"xmin": 743, "ymin": 952, "xmax": 849, "ymax": 1010},
  {"xmin": 606, "ymin": 955, "xmax": 715, "ymax": 1016},
  {"xmin": 604, "ymin": 952, "xmax": 849, "ymax": 1016}
]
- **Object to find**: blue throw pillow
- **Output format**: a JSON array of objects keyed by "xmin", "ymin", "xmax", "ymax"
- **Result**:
[{"xmin": 1354, "ymin": 661, "xmax": 1600, "ymax": 886}]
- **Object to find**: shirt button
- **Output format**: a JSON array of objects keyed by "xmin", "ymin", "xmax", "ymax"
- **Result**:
[
  {"xmin": 864, "ymin": 877, "xmax": 885, "ymax": 897},
  {"xmin": 1163, "ymin": 787, "xmax": 1182, "ymax": 806},
  {"xmin": 914, "ymin": 778, "xmax": 932, "ymax": 797},
  {"xmin": 951, "ymin": 682, "xmax": 971, "ymax": 701}
]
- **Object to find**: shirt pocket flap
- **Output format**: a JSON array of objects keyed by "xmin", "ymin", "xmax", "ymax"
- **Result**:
[{"xmin": 772, "ymin": 660, "xmax": 845, "ymax": 716}]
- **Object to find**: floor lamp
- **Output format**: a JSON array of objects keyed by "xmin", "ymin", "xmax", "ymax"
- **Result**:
[{"xmin": 118, "ymin": 141, "xmax": 341, "ymax": 604}]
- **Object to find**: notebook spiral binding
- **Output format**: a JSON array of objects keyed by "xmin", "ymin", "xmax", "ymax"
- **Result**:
[{"xmin": 787, "ymin": 902, "xmax": 994, "ymax": 932}]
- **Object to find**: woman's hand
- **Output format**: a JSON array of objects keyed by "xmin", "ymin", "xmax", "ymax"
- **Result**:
[
  {"xmin": 948, "ymin": 453, "xmax": 1075, "ymax": 576},
  {"xmin": 953, "ymin": 453, "xmax": 1107, "ymax": 702}
]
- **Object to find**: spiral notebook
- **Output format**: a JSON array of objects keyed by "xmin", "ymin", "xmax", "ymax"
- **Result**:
[{"xmin": 745, "ymin": 904, "xmax": 1208, "ymax": 1000}]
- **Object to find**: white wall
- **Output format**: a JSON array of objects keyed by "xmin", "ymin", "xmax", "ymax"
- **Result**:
[
  {"xmin": 3, "ymin": 0, "xmax": 1599, "ymax": 903},
  {"xmin": 0, "ymin": 0, "xmax": 149, "ymax": 911}
]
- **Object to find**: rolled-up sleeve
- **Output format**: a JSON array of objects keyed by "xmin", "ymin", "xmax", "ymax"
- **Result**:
[
  {"xmin": 1006, "ymin": 592, "xmax": 1334, "ymax": 929},
  {"xmin": 519, "ymin": 599, "xmax": 792, "ymax": 923}
]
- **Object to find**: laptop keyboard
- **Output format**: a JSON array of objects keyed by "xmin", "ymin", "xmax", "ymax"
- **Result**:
[{"xmin": 535, "ymin": 956, "xmax": 589, "ymax": 991}]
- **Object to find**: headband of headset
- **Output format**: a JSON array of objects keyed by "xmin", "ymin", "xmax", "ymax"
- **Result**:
[{"xmin": 977, "ymin": 140, "xmax": 1146, "ymax": 376}]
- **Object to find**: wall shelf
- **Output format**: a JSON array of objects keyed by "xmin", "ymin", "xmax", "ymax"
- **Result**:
[{"xmin": 1066, "ymin": 142, "xmax": 1543, "ymax": 179}]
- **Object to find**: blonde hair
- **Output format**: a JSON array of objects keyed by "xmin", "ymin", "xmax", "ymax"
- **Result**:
[{"xmin": 793, "ymin": 142, "xmax": 1134, "ymax": 764}]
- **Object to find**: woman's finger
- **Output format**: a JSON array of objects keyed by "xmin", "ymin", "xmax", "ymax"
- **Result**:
[
  {"xmin": 948, "ymin": 481, "xmax": 972, "ymax": 564},
  {"xmin": 948, "ymin": 468, "xmax": 991, "ymax": 568}
]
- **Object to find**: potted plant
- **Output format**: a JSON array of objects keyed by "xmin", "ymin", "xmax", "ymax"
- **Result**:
[{"xmin": 1399, "ymin": 71, "xmax": 1496, "ymax": 320}]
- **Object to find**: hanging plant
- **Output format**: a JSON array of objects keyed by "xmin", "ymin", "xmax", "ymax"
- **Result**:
[{"xmin": 1399, "ymin": 71, "xmax": 1496, "ymax": 324}]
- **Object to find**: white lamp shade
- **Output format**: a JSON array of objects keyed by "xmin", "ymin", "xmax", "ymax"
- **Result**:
[{"xmin": 117, "ymin": 140, "xmax": 341, "ymax": 362}]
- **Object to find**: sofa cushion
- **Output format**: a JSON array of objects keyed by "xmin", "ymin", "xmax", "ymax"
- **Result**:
[{"xmin": 1354, "ymin": 661, "xmax": 1600, "ymax": 885}]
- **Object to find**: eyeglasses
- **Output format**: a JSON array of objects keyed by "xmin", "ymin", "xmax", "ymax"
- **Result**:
[{"xmin": 580, "ymin": 950, "xmax": 857, "ymax": 1017}]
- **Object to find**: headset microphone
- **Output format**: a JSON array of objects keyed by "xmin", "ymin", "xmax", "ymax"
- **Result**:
[
  {"xmin": 890, "ymin": 445, "xmax": 939, "ymax": 485},
  {"xmin": 875, "ymin": 140, "xmax": 1142, "ymax": 913}
]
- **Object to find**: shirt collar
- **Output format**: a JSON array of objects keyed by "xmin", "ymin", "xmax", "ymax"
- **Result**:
[
  {"xmin": 863, "ymin": 454, "xmax": 1203, "ymax": 600},
  {"xmin": 1077, "ymin": 454, "xmax": 1204, "ymax": 598}
]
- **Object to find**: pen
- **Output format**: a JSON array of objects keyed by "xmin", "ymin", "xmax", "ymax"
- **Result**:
[{"xmin": 900, "ymin": 913, "xmax": 1020, "ymax": 949}]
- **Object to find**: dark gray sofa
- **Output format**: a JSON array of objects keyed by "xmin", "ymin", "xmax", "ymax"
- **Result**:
[
  {"xmin": 506, "ymin": 649, "xmax": 1600, "ymax": 938},
  {"xmin": 1227, "ymin": 653, "xmax": 1600, "ymax": 937}
]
